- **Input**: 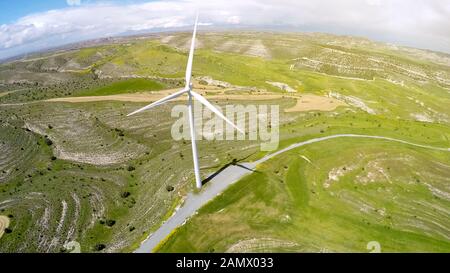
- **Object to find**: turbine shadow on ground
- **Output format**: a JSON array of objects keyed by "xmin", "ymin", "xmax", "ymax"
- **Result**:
[{"xmin": 202, "ymin": 153, "xmax": 258, "ymax": 186}]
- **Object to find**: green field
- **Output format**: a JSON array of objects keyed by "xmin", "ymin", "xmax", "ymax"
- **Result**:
[
  {"xmin": 155, "ymin": 103, "xmax": 450, "ymax": 252},
  {"xmin": 0, "ymin": 31, "xmax": 449, "ymax": 252},
  {"xmin": 77, "ymin": 78, "xmax": 166, "ymax": 96},
  {"xmin": 158, "ymin": 137, "xmax": 450, "ymax": 252}
]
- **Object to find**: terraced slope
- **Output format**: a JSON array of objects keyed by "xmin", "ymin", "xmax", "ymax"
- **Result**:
[{"xmin": 0, "ymin": 97, "xmax": 282, "ymax": 252}]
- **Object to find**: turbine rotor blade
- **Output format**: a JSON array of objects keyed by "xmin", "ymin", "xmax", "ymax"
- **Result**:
[
  {"xmin": 127, "ymin": 88, "xmax": 188, "ymax": 117},
  {"xmin": 185, "ymin": 14, "xmax": 199, "ymax": 88},
  {"xmin": 190, "ymin": 90, "xmax": 244, "ymax": 134}
]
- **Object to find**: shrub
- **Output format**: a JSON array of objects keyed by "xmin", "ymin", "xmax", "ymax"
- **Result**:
[
  {"xmin": 114, "ymin": 128, "xmax": 125, "ymax": 136},
  {"xmin": 106, "ymin": 219, "xmax": 116, "ymax": 227},
  {"xmin": 44, "ymin": 137, "xmax": 53, "ymax": 146},
  {"xmin": 94, "ymin": 244, "xmax": 106, "ymax": 251}
]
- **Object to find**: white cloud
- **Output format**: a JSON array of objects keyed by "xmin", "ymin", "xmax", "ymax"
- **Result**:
[
  {"xmin": 366, "ymin": 0, "xmax": 382, "ymax": 6},
  {"xmin": 67, "ymin": 0, "xmax": 81, "ymax": 6},
  {"xmin": 0, "ymin": 0, "xmax": 449, "ymax": 59},
  {"xmin": 227, "ymin": 16, "xmax": 240, "ymax": 25}
]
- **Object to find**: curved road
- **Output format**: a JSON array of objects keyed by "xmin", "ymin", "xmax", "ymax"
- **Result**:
[{"xmin": 134, "ymin": 133, "xmax": 450, "ymax": 253}]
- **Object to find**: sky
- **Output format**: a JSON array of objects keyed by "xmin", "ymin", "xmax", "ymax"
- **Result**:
[{"xmin": 0, "ymin": 0, "xmax": 449, "ymax": 60}]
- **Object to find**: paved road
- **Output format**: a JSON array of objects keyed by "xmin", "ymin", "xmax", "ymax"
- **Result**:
[
  {"xmin": 135, "ymin": 162, "xmax": 256, "ymax": 253},
  {"xmin": 134, "ymin": 134, "xmax": 450, "ymax": 253}
]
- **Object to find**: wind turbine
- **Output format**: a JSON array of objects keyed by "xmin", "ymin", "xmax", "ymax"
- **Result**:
[{"xmin": 127, "ymin": 15, "xmax": 244, "ymax": 189}]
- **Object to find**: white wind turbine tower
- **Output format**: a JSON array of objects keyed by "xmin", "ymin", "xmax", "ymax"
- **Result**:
[{"xmin": 127, "ymin": 15, "xmax": 244, "ymax": 189}]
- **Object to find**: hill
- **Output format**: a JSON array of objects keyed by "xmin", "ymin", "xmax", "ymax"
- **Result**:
[{"xmin": 0, "ymin": 31, "xmax": 449, "ymax": 252}]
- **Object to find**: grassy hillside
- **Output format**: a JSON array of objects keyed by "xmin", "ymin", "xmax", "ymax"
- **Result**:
[
  {"xmin": 158, "ymin": 116, "xmax": 450, "ymax": 252},
  {"xmin": 77, "ymin": 78, "xmax": 166, "ymax": 96},
  {"xmin": 0, "ymin": 31, "xmax": 449, "ymax": 252}
]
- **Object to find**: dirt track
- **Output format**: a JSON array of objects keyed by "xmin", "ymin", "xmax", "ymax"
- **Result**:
[
  {"xmin": 46, "ymin": 88, "xmax": 282, "ymax": 103},
  {"xmin": 284, "ymin": 94, "xmax": 346, "ymax": 112},
  {"xmin": 46, "ymin": 89, "xmax": 347, "ymax": 113}
]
